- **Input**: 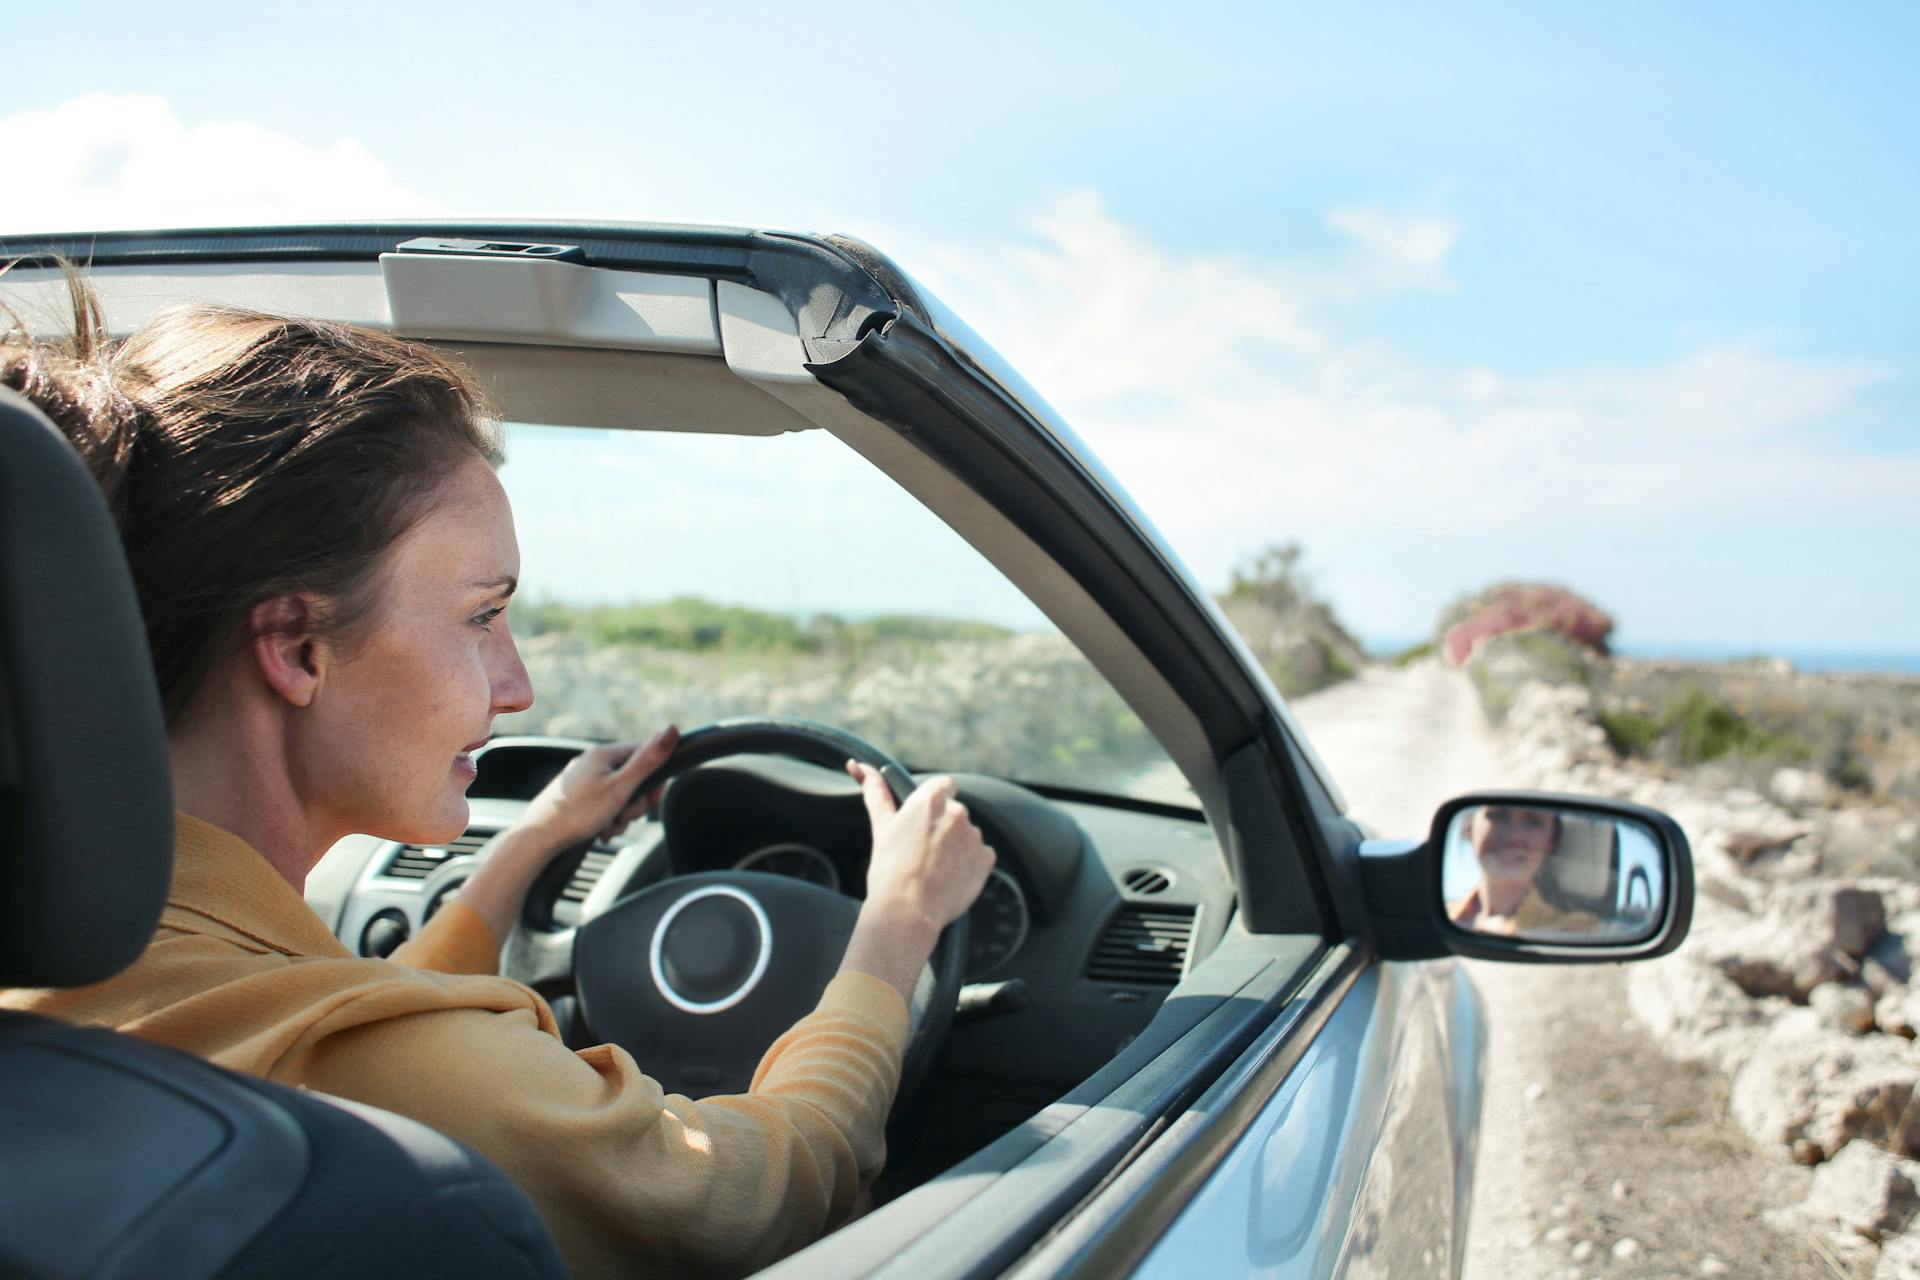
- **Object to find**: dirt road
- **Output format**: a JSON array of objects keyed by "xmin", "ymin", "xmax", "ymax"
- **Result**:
[{"xmin": 1288, "ymin": 663, "xmax": 1842, "ymax": 1280}]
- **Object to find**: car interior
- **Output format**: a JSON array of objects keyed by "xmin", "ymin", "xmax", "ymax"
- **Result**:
[{"xmin": 0, "ymin": 234, "xmax": 1353, "ymax": 1277}]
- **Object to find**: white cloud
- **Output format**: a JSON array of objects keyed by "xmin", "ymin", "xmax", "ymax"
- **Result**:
[
  {"xmin": 902, "ymin": 196, "xmax": 1911, "ymax": 602},
  {"xmin": 1327, "ymin": 204, "xmax": 1460, "ymax": 289},
  {"xmin": 0, "ymin": 94, "xmax": 438, "ymax": 233}
]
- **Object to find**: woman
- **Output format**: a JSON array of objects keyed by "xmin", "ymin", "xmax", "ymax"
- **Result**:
[
  {"xmin": 0, "ymin": 279, "xmax": 995, "ymax": 1278},
  {"xmin": 1446, "ymin": 804, "xmax": 1599, "ymax": 938}
]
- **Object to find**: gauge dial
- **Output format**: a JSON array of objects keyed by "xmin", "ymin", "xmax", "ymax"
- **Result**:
[
  {"xmin": 734, "ymin": 842, "xmax": 841, "ymax": 892},
  {"xmin": 966, "ymin": 868, "xmax": 1030, "ymax": 979}
]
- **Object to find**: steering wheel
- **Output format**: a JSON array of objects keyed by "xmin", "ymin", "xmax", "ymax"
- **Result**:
[{"xmin": 568, "ymin": 717, "xmax": 968, "ymax": 1150}]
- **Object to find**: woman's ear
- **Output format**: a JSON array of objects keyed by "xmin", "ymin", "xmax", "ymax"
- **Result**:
[{"xmin": 249, "ymin": 596, "xmax": 323, "ymax": 707}]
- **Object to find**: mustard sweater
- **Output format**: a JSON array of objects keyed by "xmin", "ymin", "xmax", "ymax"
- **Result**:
[{"xmin": 1, "ymin": 813, "xmax": 910, "ymax": 1279}]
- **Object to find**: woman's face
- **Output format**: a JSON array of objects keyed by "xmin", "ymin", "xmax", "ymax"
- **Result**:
[
  {"xmin": 295, "ymin": 456, "xmax": 533, "ymax": 845},
  {"xmin": 1467, "ymin": 805, "xmax": 1557, "ymax": 886}
]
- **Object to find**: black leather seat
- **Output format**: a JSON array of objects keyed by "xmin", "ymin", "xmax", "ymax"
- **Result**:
[{"xmin": 0, "ymin": 385, "xmax": 572, "ymax": 1280}]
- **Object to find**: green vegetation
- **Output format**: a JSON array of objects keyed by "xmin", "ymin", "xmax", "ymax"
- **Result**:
[
  {"xmin": 1598, "ymin": 686, "xmax": 1806, "ymax": 767},
  {"xmin": 517, "ymin": 596, "xmax": 1011, "ymax": 654},
  {"xmin": 496, "ymin": 596, "xmax": 1173, "ymax": 798},
  {"xmin": 1464, "ymin": 630, "xmax": 1599, "ymax": 722},
  {"xmin": 1392, "ymin": 640, "xmax": 1435, "ymax": 666},
  {"xmin": 1217, "ymin": 542, "xmax": 1366, "ymax": 698},
  {"xmin": 1433, "ymin": 580, "xmax": 1920, "ymax": 802}
]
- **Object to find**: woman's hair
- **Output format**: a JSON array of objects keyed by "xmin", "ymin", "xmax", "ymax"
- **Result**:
[{"xmin": 2, "ymin": 265, "xmax": 504, "ymax": 724}]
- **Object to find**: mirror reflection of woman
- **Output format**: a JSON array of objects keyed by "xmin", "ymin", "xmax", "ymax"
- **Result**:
[{"xmin": 1447, "ymin": 805, "xmax": 1599, "ymax": 937}]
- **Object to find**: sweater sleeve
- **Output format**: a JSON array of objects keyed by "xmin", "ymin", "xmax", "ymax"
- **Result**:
[
  {"xmin": 388, "ymin": 901, "xmax": 500, "ymax": 975},
  {"xmin": 298, "ymin": 969, "xmax": 909, "ymax": 1280}
]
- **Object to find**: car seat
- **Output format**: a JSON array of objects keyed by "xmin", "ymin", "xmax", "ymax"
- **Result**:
[{"xmin": 0, "ymin": 385, "xmax": 571, "ymax": 1280}]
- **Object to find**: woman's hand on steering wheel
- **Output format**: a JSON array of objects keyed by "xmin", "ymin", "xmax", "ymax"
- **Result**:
[
  {"xmin": 839, "ymin": 763, "xmax": 996, "ymax": 1001},
  {"xmin": 522, "ymin": 726, "xmax": 682, "ymax": 848},
  {"xmin": 454, "ymin": 728, "xmax": 681, "ymax": 946}
]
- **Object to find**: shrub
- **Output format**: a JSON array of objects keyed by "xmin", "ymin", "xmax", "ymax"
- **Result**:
[
  {"xmin": 1598, "ymin": 683, "xmax": 1809, "ymax": 769},
  {"xmin": 1392, "ymin": 640, "xmax": 1435, "ymax": 666},
  {"xmin": 1437, "ymin": 582, "xmax": 1613, "ymax": 666},
  {"xmin": 1218, "ymin": 542, "xmax": 1365, "ymax": 697},
  {"xmin": 1463, "ymin": 629, "xmax": 1599, "ymax": 722}
]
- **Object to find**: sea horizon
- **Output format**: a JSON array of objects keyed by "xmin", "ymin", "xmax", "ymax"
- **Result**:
[{"xmin": 1363, "ymin": 635, "xmax": 1920, "ymax": 678}]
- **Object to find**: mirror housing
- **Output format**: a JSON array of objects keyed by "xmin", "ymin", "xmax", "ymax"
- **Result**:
[{"xmin": 1359, "ymin": 791, "xmax": 1694, "ymax": 963}]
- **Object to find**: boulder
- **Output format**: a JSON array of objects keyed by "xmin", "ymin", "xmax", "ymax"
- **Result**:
[
  {"xmin": 1864, "ymin": 912, "xmax": 1920, "ymax": 991},
  {"xmin": 1875, "ymin": 1229, "xmax": 1920, "ymax": 1280},
  {"xmin": 1728, "ymin": 1009, "xmax": 1920, "ymax": 1163},
  {"xmin": 1696, "ymin": 884, "xmax": 1891, "ymax": 1004},
  {"xmin": 1879, "ymin": 989, "xmax": 1920, "ymax": 1040},
  {"xmin": 1702, "ymin": 918, "xmax": 1855, "ymax": 1002},
  {"xmin": 1813, "ymin": 984, "xmax": 1881, "ymax": 1036},
  {"xmin": 1801, "ymin": 1140, "xmax": 1920, "ymax": 1241},
  {"xmin": 1772, "ymin": 766, "xmax": 1834, "ymax": 810},
  {"xmin": 1771, "ymin": 882, "xmax": 1888, "ymax": 959}
]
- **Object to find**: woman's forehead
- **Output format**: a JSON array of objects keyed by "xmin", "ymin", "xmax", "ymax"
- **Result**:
[{"xmin": 391, "ymin": 459, "xmax": 521, "ymax": 586}]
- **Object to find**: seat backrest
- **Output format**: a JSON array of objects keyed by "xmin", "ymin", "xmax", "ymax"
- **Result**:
[{"xmin": 0, "ymin": 385, "xmax": 569, "ymax": 1280}]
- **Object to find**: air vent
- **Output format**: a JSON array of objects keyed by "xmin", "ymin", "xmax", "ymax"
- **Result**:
[
  {"xmin": 1087, "ymin": 904, "xmax": 1196, "ymax": 986},
  {"xmin": 1120, "ymin": 866, "xmax": 1175, "ymax": 896},
  {"xmin": 561, "ymin": 851, "xmax": 617, "ymax": 905},
  {"xmin": 550, "ymin": 848, "xmax": 618, "ymax": 928},
  {"xmin": 381, "ymin": 830, "xmax": 493, "ymax": 880}
]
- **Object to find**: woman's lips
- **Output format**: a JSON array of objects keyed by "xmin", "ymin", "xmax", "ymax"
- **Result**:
[{"xmin": 452, "ymin": 736, "xmax": 489, "ymax": 781}]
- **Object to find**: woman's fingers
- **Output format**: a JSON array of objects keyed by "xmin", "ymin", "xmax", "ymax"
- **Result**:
[
  {"xmin": 848, "ymin": 760, "xmax": 899, "ymax": 827},
  {"xmin": 617, "ymin": 725, "xmax": 678, "ymax": 780}
]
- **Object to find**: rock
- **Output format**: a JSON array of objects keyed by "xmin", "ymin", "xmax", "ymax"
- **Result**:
[
  {"xmin": 1866, "ymin": 958, "xmax": 1906, "ymax": 1000},
  {"xmin": 1609, "ymin": 1178, "xmax": 1628, "ymax": 1200},
  {"xmin": 1878, "ymin": 989, "xmax": 1920, "ymax": 1039},
  {"xmin": 1697, "ymin": 866, "xmax": 1759, "ymax": 913},
  {"xmin": 1628, "ymin": 951, "xmax": 1774, "ymax": 1072},
  {"xmin": 1703, "ymin": 917, "xmax": 1855, "ymax": 1001},
  {"xmin": 1874, "ymin": 1230, "xmax": 1920, "ymax": 1280},
  {"xmin": 1800, "ymin": 1140, "xmax": 1920, "ymax": 1241},
  {"xmin": 1867, "ymin": 915, "xmax": 1920, "ymax": 990},
  {"xmin": 1728, "ymin": 1009, "xmax": 1920, "ymax": 1161},
  {"xmin": 1524, "ymin": 1081, "xmax": 1545, "ymax": 1102},
  {"xmin": 1694, "ymin": 883, "xmax": 1889, "ymax": 1005},
  {"xmin": 1699, "ymin": 1257, "xmax": 1731, "ymax": 1276},
  {"xmin": 1610, "ymin": 1237, "xmax": 1641, "ymax": 1261},
  {"xmin": 1544, "ymin": 1224, "xmax": 1573, "ymax": 1245},
  {"xmin": 1718, "ymin": 824, "xmax": 1812, "ymax": 864},
  {"xmin": 1570, "ymin": 1239, "xmax": 1595, "ymax": 1262},
  {"xmin": 1812, "ymin": 984, "xmax": 1881, "ymax": 1035},
  {"xmin": 1771, "ymin": 766, "xmax": 1833, "ymax": 809},
  {"xmin": 1772, "ymin": 882, "xmax": 1888, "ymax": 959}
]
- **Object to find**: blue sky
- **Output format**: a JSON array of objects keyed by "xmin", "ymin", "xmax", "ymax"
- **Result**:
[{"xmin": 5, "ymin": 2, "xmax": 1914, "ymax": 657}]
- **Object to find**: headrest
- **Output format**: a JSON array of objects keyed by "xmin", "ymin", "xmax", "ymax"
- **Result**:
[
  {"xmin": 0, "ymin": 387, "xmax": 173, "ymax": 987},
  {"xmin": 1536, "ymin": 813, "xmax": 1619, "ymax": 914}
]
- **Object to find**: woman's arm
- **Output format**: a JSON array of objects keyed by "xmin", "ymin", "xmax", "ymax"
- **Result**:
[{"xmin": 838, "ymin": 765, "xmax": 995, "ymax": 1000}]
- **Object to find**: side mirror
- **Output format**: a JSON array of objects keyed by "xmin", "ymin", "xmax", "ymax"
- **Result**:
[{"xmin": 1359, "ymin": 791, "xmax": 1693, "ymax": 963}]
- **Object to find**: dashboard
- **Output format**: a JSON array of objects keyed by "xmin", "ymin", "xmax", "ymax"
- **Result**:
[{"xmin": 310, "ymin": 736, "xmax": 1234, "ymax": 1099}]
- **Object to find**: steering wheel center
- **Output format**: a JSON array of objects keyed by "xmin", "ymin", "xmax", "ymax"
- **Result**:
[{"xmin": 649, "ymin": 885, "xmax": 772, "ymax": 1014}]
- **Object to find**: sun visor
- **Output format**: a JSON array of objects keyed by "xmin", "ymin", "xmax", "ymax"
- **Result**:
[{"xmin": 380, "ymin": 249, "xmax": 720, "ymax": 353}]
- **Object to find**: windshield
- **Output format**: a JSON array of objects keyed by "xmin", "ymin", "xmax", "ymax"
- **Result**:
[{"xmin": 491, "ymin": 423, "xmax": 1189, "ymax": 807}]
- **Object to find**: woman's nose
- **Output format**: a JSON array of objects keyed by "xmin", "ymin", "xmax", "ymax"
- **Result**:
[{"xmin": 491, "ymin": 628, "xmax": 535, "ymax": 714}]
